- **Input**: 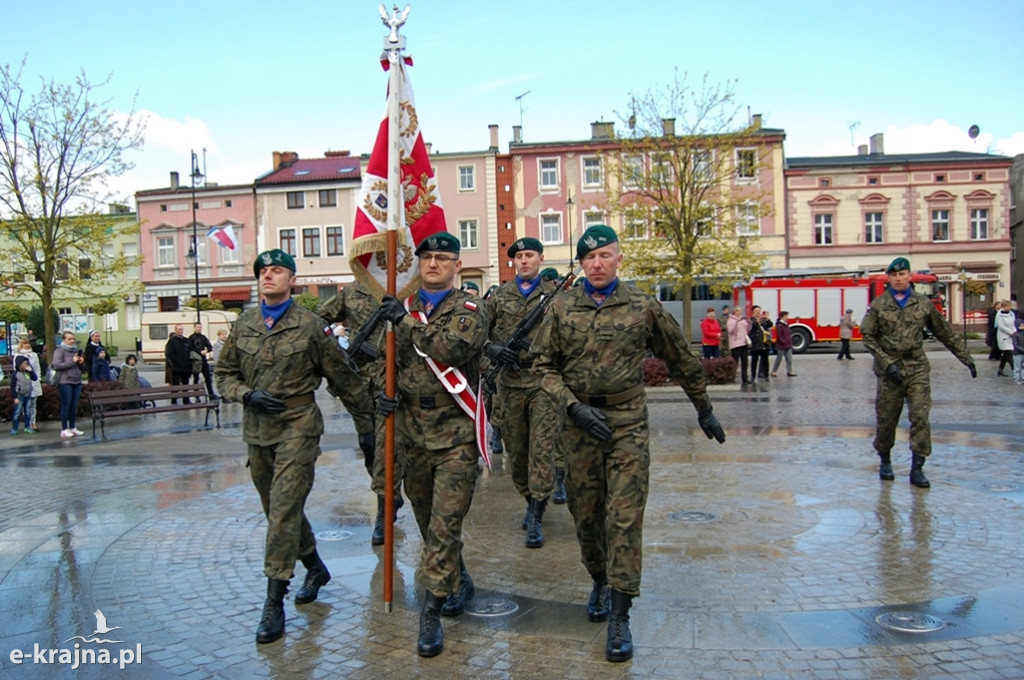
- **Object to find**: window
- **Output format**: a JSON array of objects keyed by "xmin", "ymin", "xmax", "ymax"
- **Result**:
[
  {"xmin": 79, "ymin": 257, "xmax": 91, "ymax": 279},
  {"xmin": 583, "ymin": 211, "xmax": 605, "ymax": 229},
  {"xmin": 319, "ymin": 189, "xmax": 337, "ymax": 207},
  {"xmin": 287, "ymin": 191, "xmax": 304, "ymax": 209},
  {"xmin": 814, "ymin": 214, "xmax": 833, "ymax": 245},
  {"xmin": 160, "ymin": 204, "xmax": 167, "ymax": 212},
  {"xmin": 622, "ymin": 219, "xmax": 648, "ymax": 240},
  {"xmin": 864, "ymin": 212, "xmax": 884, "ymax": 243},
  {"xmin": 157, "ymin": 236, "xmax": 175, "ymax": 267},
  {"xmin": 302, "ymin": 227, "xmax": 321, "ymax": 257},
  {"xmin": 458, "ymin": 219, "xmax": 479, "ymax": 249},
  {"xmin": 195, "ymin": 238, "xmax": 208, "ymax": 265},
  {"xmin": 694, "ymin": 150, "xmax": 713, "ymax": 182},
  {"xmin": 280, "ymin": 228, "xmax": 296, "ymax": 255},
  {"xmin": 225, "ymin": 199, "xmax": 233, "ymax": 208},
  {"xmin": 651, "ymin": 153, "xmax": 672, "ymax": 185},
  {"xmin": 935, "ymin": 174, "xmax": 945, "ymax": 183},
  {"xmin": 540, "ymin": 213, "xmax": 562, "ymax": 244},
  {"xmin": 974, "ymin": 173, "xmax": 985, "ymax": 181},
  {"xmin": 326, "ymin": 226, "xmax": 345, "ymax": 256},
  {"xmin": 868, "ymin": 176, "xmax": 879, "ymax": 185},
  {"xmin": 931, "ymin": 210, "xmax": 950, "ymax": 241},
  {"xmin": 819, "ymin": 178, "xmax": 831, "ymax": 188},
  {"xmin": 539, "ymin": 159, "xmax": 559, "ymax": 190},
  {"xmin": 458, "ymin": 166, "xmax": 475, "ymax": 192},
  {"xmin": 970, "ymin": 208, "xmax": 989, "ymax": 240},
  {"xmin": 220, "ymin": 242, "xmax": 240, "ymax": 264},
  {"xmin": 737, "ymin": 204, "xmax": 759, "ymax": 237},
  {"xmin": 582, "ymin": 156, "xmax": 602, "ymax": 187},
  {"xmin": 735, "ymin": 148, "xmax": 756, "ymax": 181},
  {"xmin": 622, "ymin": 154, "xmax": 644, "ymax": 189}
]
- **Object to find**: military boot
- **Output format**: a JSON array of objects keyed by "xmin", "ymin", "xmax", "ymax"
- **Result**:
[
  {"xmin": 371, "ymin": 494, "xmax": 404, "ymax": 546},
  {"xmin": 910, "ymin": 454, "xmax": 930, "ymax": 488},
  {"xmin": 526, "ymin": 497, "xmax": 547, "ymax": 549},
  {"xmin": 878, "ymin": 452, "xmax": 895, "ymax": 481},
  {"xmin": 552, "ymin": 468, "xmax": 567, "ymax": 504},
  {"xmin": 520, "ymin": 495, "xmax": 533, "ymax": 530},
  {"xmin": 606, "ymin": 589, "xmax": 634, "ymax": 662},
  {"xmin": 417, "ymin": 592, "xmax": 446, "ymax": 657},
  {"xmin": 255, "ymin": 578, "xmax": 289, "ymax": 644},
  {"xmin": 489, "ymin": 426, "xmax": 504, "ymax": 455},
  {"xmin": 586, "ymin": 572, "xmax": 610, "ymax": 622},
  {"xmin": 440, "ymin": 556, "xmax": 475, "ymax": 616},
  {"xmin": 294, "ymin": 549, "xmax": 330, "ymax": 604}
]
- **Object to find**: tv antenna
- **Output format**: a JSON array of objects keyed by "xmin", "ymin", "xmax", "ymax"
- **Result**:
[
  {"xmin": 515, "ymin": 90, "xmax": 530, "ymax": 128},
  {"xmin": 847, "ymin": 121, "xmax": 860, "ymax": 148}
]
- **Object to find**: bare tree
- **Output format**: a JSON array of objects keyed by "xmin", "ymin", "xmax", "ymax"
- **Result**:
[
  {"xmin": 602, "ymin": 71, "xmax": 773, "ymax": 341},
  {"xmin": 0, "ymin": 58, "xmax": 145, "ymax": 357}
]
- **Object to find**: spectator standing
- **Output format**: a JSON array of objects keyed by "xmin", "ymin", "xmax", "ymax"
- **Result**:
[
  {"xmin": 119, "ymin": 354, "xmax": 140, "ymax": 388},
  {"xmin": 838, "ymin": 309, "xmax": 856, "ymax": 360},
  {"xmin": 165, "ymin": 324, "xmax": 192, "ymax": 403},
  {"xmin": 747, "ymin": 305, "xmax": 770, "ymax": 382},
  {"xmin": 995, "ymin": 300, "xmax": 1016, "ymax": 377},
  {"xmin": 14, "ymin": 337, "xmax": 43, "ymax": 430},
  {"xmin": 91, "ymin": 348, "xmax": 113, "ymax": 382},
  {"xmin": 51, "ymin": 331, "xmax": 86, "ymax": 438},
  {"xmin": 717, "ymin": 304, "xmax": 731, "ymax": 356},
  {"xmin": 81, "ymin": 329, "xmax": 104, "ymax": 381},
  {"xmin": 188, "ymin": 323, "xmax": 216, "ymax": 398},
  {"xmin": 986, "ymin": 300, "xmax": 1000, "ymax": 361},
  {"xmin": 727, "ymin": 306, "xmax": 751, "ymax": 383},
  {"xmin": 700, "ymin": 306, "xmax": 722, "ymax": 358},
  {"xmin": 770, "ymin": 311, "xmax": 796, "ymax": 377},
  {"xmin": 1012, "ymin": 320, "xmax": 1024, "ymax": 385},
  {"xmin": 9, "ymin": 355, "xmax": 37, "ymax": 435}
]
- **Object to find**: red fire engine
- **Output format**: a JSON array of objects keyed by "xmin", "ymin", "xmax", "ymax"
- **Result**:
[{"xmin": 733, "ymin": 270, "xmax": 944, "ymax": 353}]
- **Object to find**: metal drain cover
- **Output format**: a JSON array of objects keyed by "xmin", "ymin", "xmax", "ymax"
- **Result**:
[
  {"xmin": 669, "ymin": 510, "xmax": 717, "ymax": 523},
  {"xmin": 466, "ymin": 596, "xmax": 518, "ymax": 617},
  {"xmin": 875, "ymin": 611, "xmax": 945, "ymax": 633},
  {"xmin": 315, "ymin": 529, "xmax": 354, "ymax": 541}
]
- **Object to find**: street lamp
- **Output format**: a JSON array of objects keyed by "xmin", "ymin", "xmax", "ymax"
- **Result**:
[{"xmin": 184, "ymin": 150, "xmax": 204, "ymax": 327}]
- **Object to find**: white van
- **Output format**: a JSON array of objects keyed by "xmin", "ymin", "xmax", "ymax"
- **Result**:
[{"xmin": 139, "ymin": 310, "xmax": 239, "ymax": 364}]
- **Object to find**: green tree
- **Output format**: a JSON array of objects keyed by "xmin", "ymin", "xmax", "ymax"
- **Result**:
[
  {"xmin": 293, "ymin": 292, "xmax": 322, "ymax": 312},
  {"xmin": 602, "ymin": 71, "xmax": 771, "ymax": 341},
  {"xmin": 0, "ymin": 59, "xmax": 145, "ymax": 360},
  {"xmin": 184, "ymin": 297, "xmax": 225, "ymax": 311}
]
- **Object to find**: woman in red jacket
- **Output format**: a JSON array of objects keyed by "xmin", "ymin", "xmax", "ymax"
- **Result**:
[{"xmin": 700, "ymin": 306, "xmax": 722, "ymax": 358}]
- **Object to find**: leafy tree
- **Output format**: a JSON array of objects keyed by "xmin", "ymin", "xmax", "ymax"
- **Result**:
[
  {"xmin": 293, "ymin": 293, "xmax": 322, "ymax": 312},
  {"xmin": 602, "ymin": 71, "xmax": 772, "ymax": 341},
  {"xmin": 0, "ymin": 302, "xmax": 26, "ymax": 324},
  {"xmin": 0, "ymin": 59, "xmax": 145, "ymax": 360},
  {"xmin": 184, "ymin": 297, "xmax": 225, "ymax": 311}
]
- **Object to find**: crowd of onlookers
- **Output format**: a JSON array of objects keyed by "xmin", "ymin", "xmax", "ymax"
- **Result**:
[
  {"xmin": 986, "ymin": 299, "xmax": 1024, "ymax": 384},
  {"xmin": 700, "ymin": 304, "xmax": 797, "ymax": 384}
]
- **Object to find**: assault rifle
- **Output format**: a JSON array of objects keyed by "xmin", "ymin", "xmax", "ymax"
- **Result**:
[
  {"xmin": 346, "ymin": 306, "xmax": 385, "ymax": 362},
  {"xmin": 482, "ymin": 268, "xmax": 578, "ymax": 393}
]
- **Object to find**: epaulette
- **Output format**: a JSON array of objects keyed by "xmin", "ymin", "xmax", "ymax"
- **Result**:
[{"xmin": 463, "ymin": 300, "xmax": 478, "ymax": 311}]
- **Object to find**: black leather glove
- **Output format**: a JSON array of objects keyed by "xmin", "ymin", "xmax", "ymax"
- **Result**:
[
  {"xmin": 378, "ymin": 391, "xmax": 399, "ymax": 417},
  {"xmin": 484, "ymin": 342, "xmax": 518, "ymax": 367},
  {"xmin": 968, "ymin": 363, "xmax": 977, "ymax": 379},
  {"xmin": 243, "ymin": 390, "xmax": 286, "ymax": 414},
  {"xmin": 697, "ymin": 409, "xmax": 726, "ymax": 444},
  {"xmin": 378, "ymin": 295, "xmax": 407, "ymax": 325},
  {"xmin": 358, "ymin": 432, "xmax": 376, "ymax": 473},
  {"xmin": 885, "ymin": 363, "xmax": 903, "ymax": 385},
  {"xmin": 568, "ymin": 402, "xmax": 612, "ymax": 441}
]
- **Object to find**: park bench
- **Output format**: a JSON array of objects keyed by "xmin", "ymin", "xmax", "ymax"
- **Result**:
[{"xmin": 88, "ymin": 383, "xmax": 220, "ymax": 439}]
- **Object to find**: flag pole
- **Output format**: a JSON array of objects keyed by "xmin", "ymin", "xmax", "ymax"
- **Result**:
[{"xmin": 381, "ymin": 2, "xmax": 409, "ymax": 613}]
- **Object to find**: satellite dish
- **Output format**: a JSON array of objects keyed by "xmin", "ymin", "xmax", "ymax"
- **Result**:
[{"xmin": 968, "ymin": 124, "xmax": 980, "ymax": 139}]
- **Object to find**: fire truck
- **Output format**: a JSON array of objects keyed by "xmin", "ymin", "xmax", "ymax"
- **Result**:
[{"xmin": 732, "ymin": 270, "xmax": 944, "ymax": 353}]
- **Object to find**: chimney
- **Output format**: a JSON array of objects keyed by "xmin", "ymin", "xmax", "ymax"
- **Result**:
[
  {"xmin": 751, "ymin": 113, "xmax": 763, "ymax": 130},
  {"xmin": 170, "ymin": 171, "xmax": 180, "ymax": 189},
  {"xmin": 591, "ymin": 121, "xmax": 615, "ymax": 140},
  {"xmin": 273, "ymin": 151, "xmax": 298, "ymax": 169},
  {"xmin": 858, "ymin": 144, "xmax": 869, "ymax": 156},
  {"xmin": 512, "ymin": 125, "xmax": 522, "ymax": 144},
  {"xmin": 425, "ymin": 142, "xmax": 433, "ymax": 155},
  {"xmin": 869, "ymin": 133, "xmax": 884, "ymax": 155},
  {"xmin": 662, "ymin": 118, "xmax": 675, "ymax": 137},
  {"xmin": 488, "ymin": 124, "xmax": 499, "ymax": 150},
  {"xmin": 324, "ymin": 150, "xmax": 351, "ymax": 157}
]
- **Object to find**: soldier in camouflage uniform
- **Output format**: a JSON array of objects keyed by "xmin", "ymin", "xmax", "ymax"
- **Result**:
[
  {"xmin": 376, "ymin": 231, "xmax": 489, "ymax": 658},
  {"xmin": 860, "ymin": 256, "xmax": 977, "ymax": 488},
  {"xmin": 533, "ymin": 225, "xmax": 726, "ymax": 663},
  {"xmin": 485, "ymin": 238, "xmax": 562, "ymax": 548},
  {"xmin": 215, "ymin": 249, "xmax": 375, "ymax": 644},
  {"xmin": 318, "ymin": 280, "xmax": 405, "ymax": 545}
]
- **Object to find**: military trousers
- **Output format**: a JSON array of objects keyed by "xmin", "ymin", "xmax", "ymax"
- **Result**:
[
  {"xmin": 398, "ymin": 438, "xmax": 479, "ymax": 597},
  {"xmin": 564, "ymin": 405, "xmax": 650, "ymax": 597},
  {"xmin": 498, "ymin": 384, "xmax": 558, "ymax": 501},
  {"xmin": 873, "ymin": 370, "xmax": 932, "ymax": 459},
  {"xmin": 247, "ymin": 437, "xmax": 321, "ymax": 581}
]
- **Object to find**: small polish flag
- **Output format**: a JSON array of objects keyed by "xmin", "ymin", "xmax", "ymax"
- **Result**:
[{"xmin": 207, "ymin": 224, "xmax": 237, "ymax": 250}]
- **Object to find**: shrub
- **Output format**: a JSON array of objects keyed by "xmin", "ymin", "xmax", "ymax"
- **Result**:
[
  {"xmin": 643, "ymin": 357, "xmax": 671, "ymax": 386},
  {"xmin": 700, "ymin": 356, "xmax": 737, "ymax": 385}
]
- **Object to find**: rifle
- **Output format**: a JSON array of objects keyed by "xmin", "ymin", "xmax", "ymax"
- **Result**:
[
  {"xmin": 483, "ymin": 268, "xmax": 578, "ymax": 393},
  {"xmin": 346, "ymin": 306, "xmax": 385, "ymax": 362}
]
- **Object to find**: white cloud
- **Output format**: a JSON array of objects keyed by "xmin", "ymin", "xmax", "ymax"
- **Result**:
[
  {"xmin": 995, "ymin": 132, "xmax": 1024, "ymax": 157},
  {"xmin": 879, "ymin": 120, "xmax": 993, "ymax": 154}
]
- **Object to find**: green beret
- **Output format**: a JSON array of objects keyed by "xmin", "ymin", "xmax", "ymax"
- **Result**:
[
  {"xmin": 462, "ymin": 281, "xmax": 479, "ymax": 292},
  {"xmin": 886, "ymin": 256, "xmax": 911, "ymax": 274},
  {"xmin": 507, "ymin": 237, "xmax": 543, "ymax": 257},
  {"xmin": 253, "ymin": 249, "xmax": 297, "ymax": 277},
  {"xmin": 415, "ymin": 231, "xmax": 461, "ymax": 256},
  {"xmin": 576, "ymin": 224, "xmax": 618, "ymax": 259},
  {"xmin": 540, "ymin": 267, "xmax": 560, "ymax": 281}
]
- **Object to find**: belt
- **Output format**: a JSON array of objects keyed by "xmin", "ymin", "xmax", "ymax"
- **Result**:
[
  {"xmin": 899, "ymin": 350, "xmax": 923, "ymax": 360},
  {"xmin": 283, "ymin": 392, "xmax": 315, "ymax": 408},
  {"xmin": 571, "ymin": 384, "xmax": 644, "ymax": 407},
  {"xmin": 415, "ymin": 395, "xmax": 450, "ymax": 409}
]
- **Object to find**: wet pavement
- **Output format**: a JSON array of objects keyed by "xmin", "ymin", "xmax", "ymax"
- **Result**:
[{"xmin": 1, "ymin": 347, "xmax": 1023, "ymax": 679}]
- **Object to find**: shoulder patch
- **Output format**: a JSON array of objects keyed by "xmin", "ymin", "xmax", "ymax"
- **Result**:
[{"xmin": 463, "ymin": 300, "xmax": 478, "ymax": 311}]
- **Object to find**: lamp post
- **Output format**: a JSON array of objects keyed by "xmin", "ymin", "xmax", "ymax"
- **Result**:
[{"xmin": 185, "ymin": 150, "xmax": 204, "ymax": 327}]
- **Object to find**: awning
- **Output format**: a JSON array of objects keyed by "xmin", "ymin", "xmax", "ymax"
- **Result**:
[{"xmin": 210, "ymin": 286, "xmax": 252, "ymax": 302}]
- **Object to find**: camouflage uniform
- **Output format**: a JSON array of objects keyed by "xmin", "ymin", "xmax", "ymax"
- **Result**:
[
  {"xmin": 392, "ymin": 289, "xmax": 488, "ymax": 596},
  {"xmin": 533, "ymin": 283, "xmax": 712, "ymax": 596},
  {"xmin": 215, "ymin": 303, "xmax": 374, "ymax": 581},
  {"xmin": 861, "ymin": 288, "xmax": 973, "ymax": 461},
  {"xmin": 486, "ymin": 278, "xmax": 560, "ymax": 502}
]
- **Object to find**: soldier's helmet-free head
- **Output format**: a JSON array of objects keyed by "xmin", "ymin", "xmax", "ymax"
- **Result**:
[
  {"xmin": 462, "ymin": 281, "xmax": 479, "ymax": 293},
  {"xmin": 886, "ymin": 256, "xmax": 911, "ymax": 274},
  {"xmin": 507, "ymin": 237, "xmax": 544, "ymax": 258},
  {"xmin": 576, "ymin": 224, "xmax": 618, "ymax": 260},
  {"xmin": 253, "ymin": 249, "xmax": 297, "ymax": 278},
  {"xmin": 414, "ymin": 231, "xmax": 461, "ymax": 257},
  {"xmin": 540, "ymin": 267, "xmax": 560, "ymax": 282}
]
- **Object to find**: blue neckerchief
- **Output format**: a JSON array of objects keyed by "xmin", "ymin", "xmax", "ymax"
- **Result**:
[
  {"xmin": 419, "ymin": 288, "xmax": 453, "ymax": 318},
  {"xmin": 583, "ymin": 278, "xmax": 619, "ymax": 306},
  {"xmin": 261, "ymin": 298, "xmax": 293, "ymax": 329},
  {"xmin": 516, "ymin": 274, "xmax": 541, "ymax": 298},
  {"xmin": 889, "ymin": 286, "xmax": 911, "ymax": 309}
]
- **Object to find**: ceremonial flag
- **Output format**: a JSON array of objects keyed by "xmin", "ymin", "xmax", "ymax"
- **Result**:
[
  {"xmin": 206, "ymin": 224, "xmax": 237, "ymax": 250},
  {"xmin": 349, "ymin": 59, "xmax": 446, "ymax": 299}
]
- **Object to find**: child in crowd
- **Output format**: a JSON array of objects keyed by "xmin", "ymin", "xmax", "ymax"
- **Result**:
[
  {"xmin": 1012, "ymin": 321, "xmax": 1024, "ymax": 385},
  {"xmin": 119, "ymin": 354, "xmax": 140, "ymax": 389},
  {"xmin": 91, "ymin": 348, "xmax": 113, "ymax": 382},
  {"xmin": 10, "ymin": 356, "xmax": 37, "ymax": 435}
]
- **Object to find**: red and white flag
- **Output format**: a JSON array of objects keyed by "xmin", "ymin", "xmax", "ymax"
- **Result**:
[
  {"xmin": 206, "ymin": 224, "xmax": 237, "ymax": 250},
  {"xmin": 350, "ymin": 59, "xmax": 446, "ymax": 299}
]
